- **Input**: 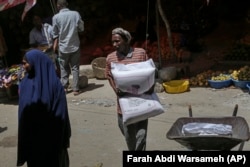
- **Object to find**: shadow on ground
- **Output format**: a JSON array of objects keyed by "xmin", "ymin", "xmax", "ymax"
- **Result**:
[
  {"xmin": 82, "ymin": 83, "xmax": 105, "ymax": 93},
  {"xmin": 0, "ymin": 97, "xmax": 18, "ymax": 105}
]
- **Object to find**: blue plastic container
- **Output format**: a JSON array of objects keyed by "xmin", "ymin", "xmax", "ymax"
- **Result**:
[
  {"xmin": 232, "ymin": 79, "xmax": 250, "ymax": 89},
  {"xmin": 208, "ymin": 79, "xmax": 232, "ymax": 89},
  {"xmin": 247, "ymin": 84, "xmax": 250, "ymax": 93}
]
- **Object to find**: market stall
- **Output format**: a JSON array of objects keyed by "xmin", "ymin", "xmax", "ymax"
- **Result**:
[{"xmin": 0, "ymin": 0, "xmax": 38, "ymax": 100}]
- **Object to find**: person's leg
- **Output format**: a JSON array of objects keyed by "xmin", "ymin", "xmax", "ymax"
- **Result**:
[
  {"xmin": 118, "ymin": 113, "xmax": 135, "ymax": 150},
  {"xmin": 45, "ymin": 51, "xmax": 61, "ymax": 78},
  {"xmin": 45, "ymin": 50, "xmax": 56, "ymax": 67},
  {"xmin": 59, "ymin": 148, "xmax": 69, "ymax": 167},
  {"xmin": 58, "ymin": 52, "xmax": 71, "ymax": 89},
  {"xmin": 118, "ymin": 114, "xmax": 148, "ymax": 151},
  {"xmin": 134, "ymin": 119, "xmax": 148, "ymax": 151},
  {"xmin": 118, "ymin": 113, "xmax": 125, "ymax": 135},
  {"xmin": 26, "ymin": 148, "xmax": 59, "ymax": 167},
  {"xmin": 69, "ymin": 49, "xmax": 80, "ymax": 92}
]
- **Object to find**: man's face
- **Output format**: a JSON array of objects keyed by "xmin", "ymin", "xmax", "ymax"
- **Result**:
[
  {"xmin": 111, "ymin": 34, "xmax": 126, "ymax": 53},
  {"xmin": 33, "ymin": 16, "xmax": 42, "ymax": 29}
]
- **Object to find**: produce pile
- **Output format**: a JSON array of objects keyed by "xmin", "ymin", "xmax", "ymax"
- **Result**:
[
  {"xmin": 141, "ymin": 32, "xmax": 182, "ymax": 62},
  {"xmin": 0, "ymin": 64, "xmax": 24, "ymax": 88},
  {"xmin": 210, "ymin": 74, "xmax": 231, "ymax": 81},
  {"xmin": 223, "ymin": 43, "xmax": 250, "ymax": 61},
  {"xmin": 223, "ymin": 33, "xmax": 250, "ymax": 61},
  {"xmin": 189, "ymin": 70, "xmax": 219, "ymax": 87},
  {"xmin": 189, "ymin": 65, "xmax": 250, "ymax": 87},
  {"xmin": 231, "ymin": 65, "xmax": 250, "ymax": 81}
]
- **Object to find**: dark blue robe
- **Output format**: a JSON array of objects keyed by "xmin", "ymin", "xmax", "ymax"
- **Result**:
[{"xmin": 17, "ymin": 49, "xmax": 71, "ymax": 167}]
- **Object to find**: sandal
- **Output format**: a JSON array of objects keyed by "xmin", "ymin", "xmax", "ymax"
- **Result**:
[{"xmin": 73, "ymin": 90, "xmax": 81, "ymax": 96}]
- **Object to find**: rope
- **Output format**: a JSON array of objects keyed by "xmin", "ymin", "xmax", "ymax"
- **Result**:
[
  {"xmin": 145, "ymin": 0, "xmax": 150, "ymax": 51},
  {"xmin": 50, "ymin": 0, "xmax": 57, "ymax": 15}
]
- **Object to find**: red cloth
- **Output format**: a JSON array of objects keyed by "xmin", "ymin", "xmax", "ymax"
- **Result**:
[
  {"xmin": 0, "ymin": 0, "xmax": 26, "ymax": 11},
  {"xmin": 0, "ymin": 0, "xmax": 36, "ymax": 21}
]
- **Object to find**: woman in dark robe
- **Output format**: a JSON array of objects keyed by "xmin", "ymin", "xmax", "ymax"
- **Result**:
[{"xmin": 17, "ymin": 49, "xmax": 71, "ymax": 167}]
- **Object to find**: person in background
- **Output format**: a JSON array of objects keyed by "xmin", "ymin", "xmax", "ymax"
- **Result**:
[
  {"xmin": 17, "ymin": 49, "xmax": 71, "ymax": 167},
  {"xmin": 29, "ymin": 15, "xmax": 58, "ymax": 72},
  {"xmin": 29, "ymin": 15, "xmax": 53, "ymax": 50},
  {"xmin": 105, "ymin": 27, "xmax": 154, "ymax": 151},
  {"xmin": 52, "ymin": 0, "xmax": 84, "ymax": 96}
]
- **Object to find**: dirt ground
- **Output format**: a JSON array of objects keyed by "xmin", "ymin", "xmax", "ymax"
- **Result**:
[
  {"xmin": 0, "ymin": 20, "xmax": 250, "ymax": 167},
  {"xmin": 1, "ymin": 78, "xmax": 250, "ymax": 167}
]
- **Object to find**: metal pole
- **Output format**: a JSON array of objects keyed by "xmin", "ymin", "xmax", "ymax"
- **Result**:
[{"xmin": 155, "ymin": 1, "xmax": 162, "ymax": 69}]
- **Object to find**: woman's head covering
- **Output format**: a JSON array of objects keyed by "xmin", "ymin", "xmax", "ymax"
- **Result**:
[
  {"xmin": 20, "ymin": 49, "xmax": 61, "ymax": 107},
  {"xmin": 17, "ymin": 49, "xmax": 71, "ymax": 165},
  {"xmin": 112, "ymin": 27, "xmax": 132, "ymax": 43}
]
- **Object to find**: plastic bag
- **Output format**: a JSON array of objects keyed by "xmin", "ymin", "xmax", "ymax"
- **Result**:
[{"xmin": 182, "ymin": 122, "xmax": 232, "ymax": 136}]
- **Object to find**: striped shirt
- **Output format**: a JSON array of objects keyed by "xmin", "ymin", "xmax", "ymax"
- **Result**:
[{"xmin": 105, "ymin": 47, "xmax": 148, "ymax": 114}]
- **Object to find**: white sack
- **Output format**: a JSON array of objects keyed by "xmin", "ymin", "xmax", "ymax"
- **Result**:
[
  {"xmin": 119, "ymin": 93, "xmax": 165, "ymax": 125},
  {"xmin": 111, "ymin": 59, "xmax": 156, "ymax": 95},
  {"xmin": 182, "ymin": 122, "xmax": 232, "ymax": 136}
]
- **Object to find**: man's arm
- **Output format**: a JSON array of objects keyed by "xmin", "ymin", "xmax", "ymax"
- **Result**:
[
  {"xmin": 53, "ymin": 38, "xmax": 58, "ymax": 53},
  {"xmin": 52, "ymin": 16, "xmax": 59, "ymax": 53},
  {"xmin": 77, "ymin": 12, "xmax": 84, "ymax": 35}
]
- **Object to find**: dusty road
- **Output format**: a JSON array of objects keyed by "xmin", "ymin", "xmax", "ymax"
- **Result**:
[{"xmin": 0, "ymin": 78, "xmax": 250, "ymax": 167}]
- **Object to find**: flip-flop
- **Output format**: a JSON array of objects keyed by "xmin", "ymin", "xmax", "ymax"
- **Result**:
[{"xmin": 73, "ymin": 90, "xmax": 82, "ymax": 96}]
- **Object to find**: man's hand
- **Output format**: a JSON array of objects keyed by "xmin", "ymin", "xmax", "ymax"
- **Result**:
[
  {"xmin": 116, "ymin": 88, "xmax": 127, "ymax": 97},
  {"xmin": 145, "ymin": 84, "xmax": 155, "ymax": 94},
  {"xmin": 44, "ymin": 46, "xmax": 53, "ymax": 53}
]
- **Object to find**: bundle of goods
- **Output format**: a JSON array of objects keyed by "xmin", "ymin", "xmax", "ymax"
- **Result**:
[
  {"xmin": 111, "ymin": 59, "xmax": 165, "ymax": 125},
  {"xmin": 111, "ymin": 59, "xmax": 156, "ymax": 95},
  {"xmin": 119, "ymin": 93, "xmax": 164, "ymax": 125}
]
